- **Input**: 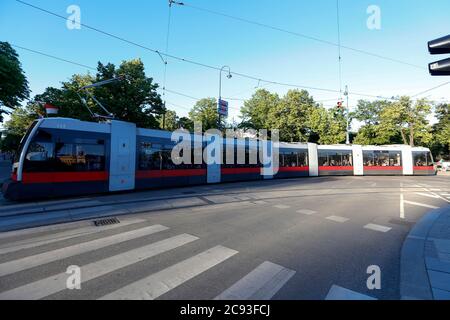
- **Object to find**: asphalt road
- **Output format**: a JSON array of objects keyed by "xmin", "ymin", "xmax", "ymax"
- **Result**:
[{"xmin": 0, "ymin": 175, "xmax": 449, "ymax": 300}]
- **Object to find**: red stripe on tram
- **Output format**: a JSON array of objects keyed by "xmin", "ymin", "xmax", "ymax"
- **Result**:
[
  {"xmin": 364, "ymin": 166, "xmax": 403, "ymax": 171},
  {"xmin": 319, "ymin": 166, "xmax": 354, "ymax": 171},
  {"xmin": 221, "ymin": 168, "xmax": 262, "ymax": 175},
  {"xmin": 414, "ymin": 166, "xmax": 435, "ymax": 171},
  {"xmin": 21, "ymin": 171, "xmax": 109, "ymax": 184},
  {"xmin": 136, "ymin": 169, "xmax": 207, "ymax": 179},
  {"xmin": 278, "ymin": 166, "xmax": 310, "ymax": 172}
]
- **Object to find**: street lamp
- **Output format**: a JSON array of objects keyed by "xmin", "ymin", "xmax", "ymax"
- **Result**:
[
  {"xmin": 344, "ymin": 85, "xmax": 350, "ymax": 145},
  {"xmin": 218, "ymin": 66, "xmax": 232, "ymax": 128}
]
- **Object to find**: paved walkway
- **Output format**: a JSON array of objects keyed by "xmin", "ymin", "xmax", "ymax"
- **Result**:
[{"xmin": 401, "ymin": 205, "xmax": 450, "ymax": 300}]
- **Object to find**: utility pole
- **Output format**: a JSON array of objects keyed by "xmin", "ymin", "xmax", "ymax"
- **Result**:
[
  {"xmin": 344, "ymin": 85, "xmax": 350, "ymax": 145},
  {"xmin": 218, "ymin": 66, "xmax": 232, "ymax": 129}
]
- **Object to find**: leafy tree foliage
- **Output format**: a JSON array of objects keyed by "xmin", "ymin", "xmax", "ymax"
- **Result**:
[
  {"xmin": 0, "ymin": 42, "xmax": 30, "ymax": 122},
  {"xmin": 188, "ymin": 98, "xmax": 223, "ymax": 131},
  {"xmin": 431, "ymin": 103, "xmax": 450, "ymax": 160}
]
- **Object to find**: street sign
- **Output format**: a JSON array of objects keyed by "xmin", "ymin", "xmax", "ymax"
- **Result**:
[{"xmin": 218, "ymin": 99, "xmax": 229, "ymax": 117}]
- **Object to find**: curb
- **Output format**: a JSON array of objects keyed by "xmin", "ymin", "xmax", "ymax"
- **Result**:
[
  {"xmin": 0, "ymin": 196, "xmax": 212, "ymax": 232},
  {"xmin": 400, "ymin": 206, "xmax": 449, "ymax": 300}
]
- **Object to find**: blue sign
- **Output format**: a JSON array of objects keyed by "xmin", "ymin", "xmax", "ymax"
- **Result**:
[{"xmin": 218, "ymin": 99, "xmax": 229, "ymax": 117}]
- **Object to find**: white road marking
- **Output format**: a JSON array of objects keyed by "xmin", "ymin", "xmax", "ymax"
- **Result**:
[
  {"xmin": 441, "ymin": 193, "xmax": 450, "ymax": 196},
  {"xmin": 414, "ymin": 192, "xmax": 440, "ymax": 199},
  {"xmin": 400, "ymin": 194, "xmax": 405, "ymax": 219},
  {"xmin": 0, "ymin": 234, "xmax": 198, "ymax": 300},
  {"xmin": 0, "ymin": 224, "xmax": 168, "ymax": 277},
  {"xmin": 326, "ymin": 216, "xmax": 349, "ymax": 223},
  {"xmin": 325, "ymin": 285, "xmax": 377, "ymax": 300},
  {"xmin": 418, "ymin": 186, "xmax": 450, "ymax": 204},
  {"xmin": 403, "ymin": 201, "xmax": 439, "ymax": 209},
  {"xmin": 364, "ymin": 223, "xmax": 392, "ymax": 233},
  {"xmin": 430, "ymin": 189, "xmax": 442, "ymax": 192},
  {"xmin": 100, "ymin": 245, "xmax": 238, "ymax": 300},
  {"xmin": 253, "ymin": 201, "xmax": 268, "ymax": 205},
  {"xmin": 0, "ymin": 219, "xmax": 146, "ymax": 255},
  {"xmin": 297, "ymin": 209, "xmax": 316, "ymax": 215},
  {"xmin": 215, "ymin": 261, "xmax": 295, "ymax": 300},
  {"xmin": 273, "ymin": 205, "xmax": 291, "ymax": 209}
]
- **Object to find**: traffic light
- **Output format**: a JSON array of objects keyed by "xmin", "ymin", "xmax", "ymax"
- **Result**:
[{"xmin": 428, "ymin": 34, "xmax": 450, "ymax": 76}]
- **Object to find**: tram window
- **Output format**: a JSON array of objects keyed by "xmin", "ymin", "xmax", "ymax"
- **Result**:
[
  {"xmin": 162, "ymin": 145, "xmax": 175, "ymax": 170},
  {"xmin": 15, "ymin": 121, "xmax": 38, "ymax": 163},
  {"xmin": 298, "ymin": 151, "xmax": 308, "ymax": 166},
  {"xmin": 284, "ymin": 152, "xmax": 298, "ymax": 167},
  {"xmin": 389, "ymin": 152, "xmax": 402, "ymax": 166},
  {"xmin": 374, "ymin": 151, "xmax": 389, "ymax": 166},
  {"xmin": 24, "ymin": 141, "xmax": 54, "ymax": 172},
  {"xmin": 26, "ymin": 142, "xmax": 54, "ymax": 162},
  {"xmin": 319, "ymin": 150, "xmax": 352, "ymax": 167},
  {"xmin": 75, "ymin": 144, "xmax": 105, "ymax": 171},
  {"xmin": 138, "ymin": 142, "xmax": 162, "ymax": 170},
  {"xmin": 318, "ymin": 151, "xmax": 329, "ymax": 166},
  {"xmin": 55, "ymin": 141, "xmax": 105, "ymax": 172},
  {"xmin": 363, "ymin": 151, "xmax": 374, "ymax": 166},
  {"xmin": 413, "ymin": 152, "xmax": 431, "ymax": 167},
  {"xmin": 280, "ymin": 150, "xmax": 308, "ymax": 167}
]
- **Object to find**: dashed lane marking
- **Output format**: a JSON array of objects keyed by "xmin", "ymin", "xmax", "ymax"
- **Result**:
[
  {"xmin": 273, "ymin": 205, "xmax": 291, "ymax": 210},
  {"xmin": 363, "ymin": 224, "xmax": 392, "ymax": 233},
  {"xmin": 326, "ymin": 216, "xmax": 349, "ymax": 223},
  {"xmin": 296, "ymin": 209, "xmax": 317, "ymax": 215}
]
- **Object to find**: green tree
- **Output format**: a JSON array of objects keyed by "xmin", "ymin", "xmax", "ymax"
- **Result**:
[
  {"xmin": 0, "ymin": 42, "xmax": 30, "ymax": 122},
  {"xmin": 353, "ymin": 100, "xmax": 393, "ymax": 145},
  {"xmin": 189, "ymin": 98, "xmax": 221, "ymax": 131},
  {"xmin": 308, "ymin": 106, "xmax": 347, "ymax": 144},
  {"xmin": 378, "ymin": 97, "xmax": 432, "ymax": 146},
  {"xmin": 240, "ymin": 89, "xmax": 280, "ymax": 130},
  {"xmin": 431, "ymin": 103, "xmax": 450, "ymax": 160},
  {"xmin": 265, "ymin": 90, "xmax": 318, "ymax": 142},
  {"xmin": 160, "ymin": 110, "xmax": 179, "ymax": 131},
  {"xmin": 0, "ymin": 107, "xmax": 36, "ymax": 152},
  {"xmin": 93, "ymin": 59, "xmax": 163, "ymax": 127}
]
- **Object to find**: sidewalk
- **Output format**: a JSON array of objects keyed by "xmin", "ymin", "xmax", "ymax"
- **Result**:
[{"xmin": 401, "ymin": 205, "xmax": 450, "ymax": 300}]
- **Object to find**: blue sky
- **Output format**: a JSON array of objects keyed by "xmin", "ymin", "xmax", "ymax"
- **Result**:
[{"xmin": 1, "ymin": 0, "xmax": 449, "ymax": 125}]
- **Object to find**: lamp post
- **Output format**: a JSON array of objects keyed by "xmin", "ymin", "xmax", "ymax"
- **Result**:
[
  {"xmin": 218, "ymin": 66, "xmax": 232, "ymax": 129},
  {"xmin": 344, "ymin": 85, "xmax": 350, "ymax": 145}
]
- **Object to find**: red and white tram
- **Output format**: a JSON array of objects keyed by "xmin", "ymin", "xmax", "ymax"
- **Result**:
[{"xmin": 1, "ymin": 117, "xmax": 436, "ymax": 200}]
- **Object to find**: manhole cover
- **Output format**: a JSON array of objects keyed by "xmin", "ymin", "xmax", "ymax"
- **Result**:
[{"xmin": 93, "ymin": 217, "xmax": 120, "ymax": 227}]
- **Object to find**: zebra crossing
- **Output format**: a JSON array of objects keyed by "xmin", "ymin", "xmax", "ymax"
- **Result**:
[{"xmin": 0, "ymin": 220, "xmax": 294, "ymax": 300}]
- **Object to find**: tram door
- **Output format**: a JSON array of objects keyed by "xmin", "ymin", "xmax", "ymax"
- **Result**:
[{"xmin": 109, "ymin": 121, "xmax": 136, "ymax": 192}]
